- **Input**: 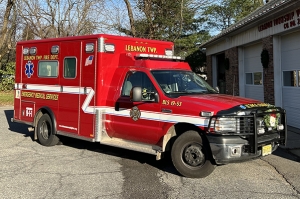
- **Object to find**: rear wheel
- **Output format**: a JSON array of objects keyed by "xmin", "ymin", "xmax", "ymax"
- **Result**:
[
  {"xmin": 37, "ymin": 114, "xmax": 59, "ymax": 146},
  {"xmin": 171, "ymin": 130, "xmax": 215, "ymax": 178}
]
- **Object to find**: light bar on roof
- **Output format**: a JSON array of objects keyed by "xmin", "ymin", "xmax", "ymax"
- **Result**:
[
  {"xmin": 137, "ymin": 54, "xmax": 185, "ymax": 60},
  {"xmin": 165, "ymin": 49, "xmax": 173, "ymax": 56}
]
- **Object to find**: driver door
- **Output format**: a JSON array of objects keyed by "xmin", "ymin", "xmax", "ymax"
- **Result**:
[{"xmin": 111, "ymin": 70, "xmax": 162, "ymax": 145}]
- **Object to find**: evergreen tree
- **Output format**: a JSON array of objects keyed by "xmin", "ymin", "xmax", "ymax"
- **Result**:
[
  {"xmin": 119, "ymin": 0, "xmax": 211, "ymax": 57},
  {"xmin": 203, "ymin": 0, "xmax": 264, "ymax": 32}
]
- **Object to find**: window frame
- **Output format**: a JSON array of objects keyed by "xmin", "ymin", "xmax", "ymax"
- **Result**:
[
  {"xmin": 121, "ymin": 70, "xmax": 157, "ymax": 97},
  {"xmin": 63, "ymin": 56, "xmax": 77, "ymax": 79},
  {"xmin": 245, "ymin": 72, "xmax": 263, "ymax": 86},
  {"xmin": 37, "ymin": 60, "xmax": 59, "ymax": 78}
]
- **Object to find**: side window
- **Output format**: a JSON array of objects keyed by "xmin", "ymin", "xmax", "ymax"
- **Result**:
[
  {"xmin": 121, "ymin": 71, "xmax": 156, "ymax": 99},
  {"xmin": 38, "ymin": 61, "xmax": 58, "ymax": 77},
  {"xmin": 245, "ymin": 72, "xmax": 262, "ymax": 85},
  {"xmin": 64, "ymin": 57, "xmax": 76, "ymax": 78}
]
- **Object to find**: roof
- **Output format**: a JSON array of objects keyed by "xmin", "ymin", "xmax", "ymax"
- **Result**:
[
  {"xmin": 17, "ymin": 34, "xmax": 174, "ymax": 46},
  {"xmin": 200, "ymin": 0, "xmax": 294, "ymax": 48}
]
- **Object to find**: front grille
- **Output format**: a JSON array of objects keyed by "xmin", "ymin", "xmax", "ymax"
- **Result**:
[
  {"xmin": 208, "ymin": 106, "xmax": 287, "ymax": 154},
  {"xmin": 239, "ymin": 117, "xmax": 254, "ymax": 134}
]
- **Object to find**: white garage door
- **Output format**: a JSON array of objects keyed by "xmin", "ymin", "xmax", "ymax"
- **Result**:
[
  {"xmin": 281, "ymin": 31, "xmax": 300, "ymax": 128},
  {"xmin": 244, "ymin": 43, "xmax": 264, "ymax": 102}
]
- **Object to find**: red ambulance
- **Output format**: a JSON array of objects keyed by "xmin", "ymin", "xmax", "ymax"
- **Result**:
[{"xmin": 12, "ymin": 34, "xmax": 287, "ymax": 178}]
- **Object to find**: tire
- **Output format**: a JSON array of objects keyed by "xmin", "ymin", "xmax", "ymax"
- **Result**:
[
  {"xmin": 37, "ymin": 114, "xmax": 59, "ymax": 146},
  {"xmin": 171, "ymin": 130, "xmax": 215, "ymax": 178}
]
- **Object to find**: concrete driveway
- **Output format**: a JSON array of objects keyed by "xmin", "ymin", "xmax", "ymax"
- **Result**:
[{"xmin": 1, "ymin": 107, "xmax": 299, "ymax": 199}]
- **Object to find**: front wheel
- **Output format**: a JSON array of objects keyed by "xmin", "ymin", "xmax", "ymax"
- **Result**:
[
  {"xmin": 37, "ymin": 114, "xmax": 59, "ymax": 146},
  {"xmin": 171, "ymin": 131, "xmax": 215, "ymax": 178}
]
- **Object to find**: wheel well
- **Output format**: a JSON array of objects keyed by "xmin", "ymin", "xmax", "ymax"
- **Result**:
[
  {"xmin": 34, "ymin": 107, "xmax": 57, "ymax": 140},
  {"xmin": 162, "ymin": 123, "xmax": 209, "ymax": 152}
]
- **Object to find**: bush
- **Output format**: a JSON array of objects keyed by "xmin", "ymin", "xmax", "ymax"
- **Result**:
[{"xmin": 0, "ymin": 62, "xmax": 15, "ymax": 91}]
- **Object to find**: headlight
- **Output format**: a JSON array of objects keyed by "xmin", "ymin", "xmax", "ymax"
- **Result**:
[{"xmin": 214, "ymin": 117, "xmax": 240, "ymax": 133}]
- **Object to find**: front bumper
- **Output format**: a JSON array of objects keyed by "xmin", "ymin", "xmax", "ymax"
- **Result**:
[
  {"xmin": 208, "ymin": 134, "xmax": 281, "ymax": 164},
  {"xmin": 207, "ymin": 107, "xmax": 287, "ymax": 164}
]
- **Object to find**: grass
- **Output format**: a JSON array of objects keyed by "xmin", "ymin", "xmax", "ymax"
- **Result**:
[{"xmin": 0, "ymin": 91, "xmax": 14, "ymax": 106}]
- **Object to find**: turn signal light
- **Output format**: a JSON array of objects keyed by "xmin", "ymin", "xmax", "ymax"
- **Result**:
[{"xmin": 201, "ymin": 111, "xmax": 214, "ymax": 117}]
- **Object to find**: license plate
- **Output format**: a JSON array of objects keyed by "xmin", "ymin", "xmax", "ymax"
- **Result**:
[{"xmin": 262, "ymin": 145, "xmax": 272, "ymax": 156}]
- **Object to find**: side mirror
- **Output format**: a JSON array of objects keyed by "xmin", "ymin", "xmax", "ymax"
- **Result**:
[
  {"xmin": 130, "ymin": 86, "xmax": 142, "ymax": 102},
  {"xmin": 215, "ymin": 86, "xmax": 220, "ymax": 93}
]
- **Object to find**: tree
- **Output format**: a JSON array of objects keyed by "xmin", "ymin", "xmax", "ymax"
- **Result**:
[
  {"xmin": 120, "ymin": 0, "xmax": 212, "ymax": 57},
  {"xmin": 17, "ymin": 0, "xmax": 101, "ymax": 39},
  {"xmin": 203, "ymin": 0, "xmax": 264, "ymax": 32},
  {"xmin": 0, "ymin": 0, "xmax": 17, "ymax": 62}
]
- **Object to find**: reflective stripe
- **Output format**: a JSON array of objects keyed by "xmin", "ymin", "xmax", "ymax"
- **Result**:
[
  {"xmin": 15, "ymin": 83, "xmax": 93, "ymax": 113},
  {"xmin": 15, "ymin": 83, "xmax": 209, "ymax": 127}
]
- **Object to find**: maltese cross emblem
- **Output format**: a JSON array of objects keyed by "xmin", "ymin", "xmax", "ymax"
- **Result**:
[{"xmin": 130, "ymin": 106, "xmax": 141, "ymax": 121}]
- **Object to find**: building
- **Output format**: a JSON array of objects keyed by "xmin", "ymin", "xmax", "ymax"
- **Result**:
[{"xmin": 200, "ymin": 0, "xmax": 300, "ymax": 129}]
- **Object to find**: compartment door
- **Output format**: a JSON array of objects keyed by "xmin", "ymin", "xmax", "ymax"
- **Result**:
[
  {"xmin": 79, "ymin": 40, "xmax": 97, "ymax": 138},
  {"xmin": 57, "ymin": 42, "xmax": 81, "ymax": 134}
]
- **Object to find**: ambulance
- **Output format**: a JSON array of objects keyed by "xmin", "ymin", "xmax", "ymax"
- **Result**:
[{"xmin": 12, "ymin": 34, "xmax": 287, "ymax": 178}]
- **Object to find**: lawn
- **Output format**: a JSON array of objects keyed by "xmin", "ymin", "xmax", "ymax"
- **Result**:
[{"xmin": 0, "ymin": 91, "xmax": 14, "ymax": 106}]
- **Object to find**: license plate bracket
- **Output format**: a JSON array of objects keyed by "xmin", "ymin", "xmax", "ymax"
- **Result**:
[{"xmin": 262, "ymin": 145, "xmax": 272, "ymax": 156}]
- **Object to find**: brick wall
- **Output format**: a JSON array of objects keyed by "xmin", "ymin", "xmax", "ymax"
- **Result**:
[
  {"xmin": 206, "ymin": 55, "xmax": 212, "ymax": 86},
  {"xmin": 225, "ymin": 47, "xmax": 239, "ymax": 96},
  {"xmin": 262, "ymin": 36, "xmax": 275, "ymax": 105}
]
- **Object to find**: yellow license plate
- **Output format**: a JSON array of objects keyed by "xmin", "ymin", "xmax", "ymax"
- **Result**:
[{"xmin": 262, "ymin": 145, "xmax": 272, "ymax": 156}]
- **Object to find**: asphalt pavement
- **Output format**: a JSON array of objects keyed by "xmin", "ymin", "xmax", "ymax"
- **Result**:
[{"xmin": 1, "ymin": 106, "xmax": 300, "ymax": 199}]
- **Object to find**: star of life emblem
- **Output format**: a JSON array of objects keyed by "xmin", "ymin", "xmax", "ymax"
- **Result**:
[
  {"xmin": 25, "ymin": 61, "xmax": 34, "ymax": 78},
  {"xmin": 130, "ymin": 106, "xmax": 141, "ymax": 121}
]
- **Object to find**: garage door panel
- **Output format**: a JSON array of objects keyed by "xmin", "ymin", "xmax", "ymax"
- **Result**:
[
  {"xmin": 244, "ymin": 57, "xmax": 263, "ymax": 72},
  {"xmin": 245, "ymin": 86, "xmax": 264, "ymax": 102},
  {"xmin": 284, "ymin": 106, "xmax": 300, "ymax": 128},
  {"xmin": 244, "ymin": 43, "xmax": 262, "ymax": 57},
  {"xmin": 244, "ymin": 43, "xmax": 264, "ymax": 102},
  {"xmin": 281, "ymin": 31, "xmax": 300, "ymax": 129},
  {"xmin": 282, "ymin": 88, "xmax": 300, "ymax": 109},
  {"xmin": 282, "ymin": 31, "xmax": 300, "ymax": 52},
  {"xmin": 281, "ymin": 49, "xmax": 300, "ymax": 70}
]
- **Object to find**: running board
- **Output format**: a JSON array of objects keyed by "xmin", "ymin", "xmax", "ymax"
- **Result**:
[
  {"xmin": 100, "ymin": 131, "xmax": 162, "ymax": 159},
  {"xmin": 95, "ymin": 109, "xmax": 163, "ymax": 160}
]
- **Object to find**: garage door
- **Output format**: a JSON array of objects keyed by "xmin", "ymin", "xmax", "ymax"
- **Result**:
[
  {"xmin": 244, "ymin": 43, "xmax": 264, "ymax": 102},
  {"xmin": 281, "ymin": 31, "xmax": 300, "ymax": 128}
]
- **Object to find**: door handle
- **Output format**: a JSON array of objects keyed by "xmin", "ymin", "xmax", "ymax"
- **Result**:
[
  {"xmin": 161, "ymin": 109, "xmax": 172, "ymax": 113},
  {"xmin": 115, "ymin": 102, "xmax": 119, "ymax": 111}
]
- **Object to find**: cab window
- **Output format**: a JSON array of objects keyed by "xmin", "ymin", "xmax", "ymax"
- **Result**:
[
  {"xmin": 38, "ymin": 61, "xmax": 58, "ymax": 77},
  {"xmin": 121, "ymin": 71, "xmax": 156, "ymax": 100}
]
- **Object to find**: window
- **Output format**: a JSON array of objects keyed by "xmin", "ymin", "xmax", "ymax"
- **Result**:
[
  {"xmin": 246, "ymin": 73, "xmax": 253, "ymax": 84},
  {"xmin": 38, "ymin": 61, "xmax": 58, "ymax": 77},
  {"xmin": 254, "ymin": 72, "xmax": 262, "ymax": 85},
  {"xmin": 121, "ymin": 71, "xmax": 156, "ymax": 100},
  {"xmin": 64, "ymin": 57, "xmax": 76, "ymax": 78},
  {"xmin": 283, "ymin": 71, "xmax": 297, "ymax": 87},
  {"xmin": 245, "ymin": 72, "xmax": 262, "ymax": 85}
]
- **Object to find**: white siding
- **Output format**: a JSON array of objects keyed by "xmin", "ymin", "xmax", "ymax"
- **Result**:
[
  {"xmin": 244, "ymin": 43, "xmax": 264, "ymax": 102},
  {"xmin": 281, "ymin": 31, "xmax": 300, "ymax": 128}
]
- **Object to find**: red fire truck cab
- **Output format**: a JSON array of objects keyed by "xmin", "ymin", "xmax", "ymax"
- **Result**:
[{"xmin": 12, "ymin": 34, "xmax": 287, "ymax": 178}]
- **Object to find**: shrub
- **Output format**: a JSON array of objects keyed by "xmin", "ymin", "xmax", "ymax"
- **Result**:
[{"xmin": 0, "ymin": 62, "xmax": 15, "ymax": 91}]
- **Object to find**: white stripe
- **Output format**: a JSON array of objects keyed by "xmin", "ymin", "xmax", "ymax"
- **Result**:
[
  {"xmin": 16, "ymin": 83, "xmax": 209, "ymax": 126},
  {"xmin": 16, "ymin": 83, "xmax": 94, "ymax": 114},
  {"xmin": 100, "ymin": 107, "xmax": 208, "ymax": 127}
]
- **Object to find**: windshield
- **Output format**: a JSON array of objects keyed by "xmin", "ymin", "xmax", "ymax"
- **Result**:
[{"xmin": 151, "ymin": 70, "xmax": 217, "ymax": 97}]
